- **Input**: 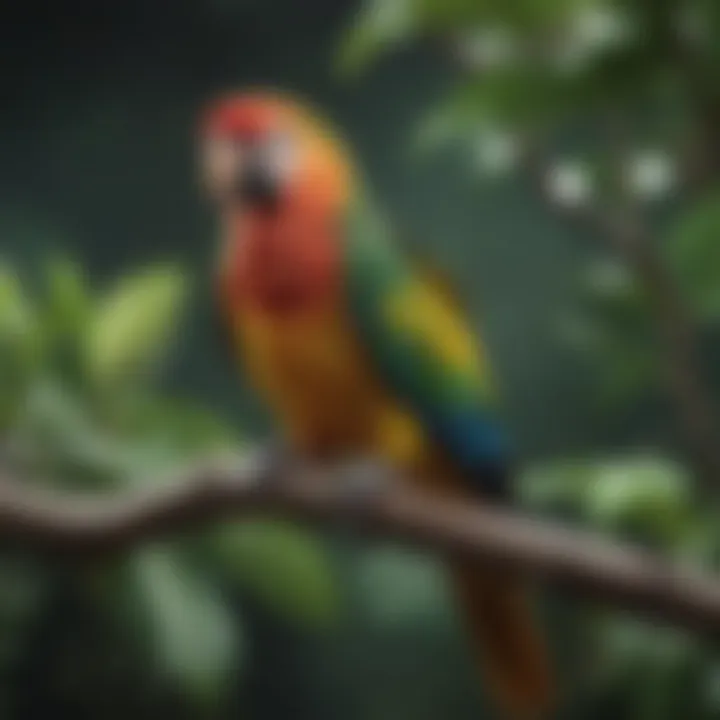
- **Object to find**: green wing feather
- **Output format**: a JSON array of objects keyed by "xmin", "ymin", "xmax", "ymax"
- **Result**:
[{"xmin": 343, "ymin": 195, "xmax": 510, "ymax": 497}]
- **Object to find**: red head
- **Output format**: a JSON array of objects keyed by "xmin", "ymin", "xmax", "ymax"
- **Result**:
[
  {"xmin": 199, "ymin": 90, "xmax": 352, "ymax": 215},
  {"xmin": 199, "ymin": 91, "xmax": 352, "ymax": 314}
]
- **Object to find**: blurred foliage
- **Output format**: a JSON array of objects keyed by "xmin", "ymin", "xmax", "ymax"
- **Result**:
[
  {"xmin": 339, "ymin": 0, "xmax": 720, "ymax": 422},
  {"xmin": 0, "ymin": 0, "xmax": 718, "ymax": 716},
  {"xmin": 667, "ymin": 191, "xmax": 720, "ymax": 322},
  {"xmin": 0, "ymin": 258, "xmax": 339, "ymax": 717},
  {"xmin": 5, "ymin": 252, "xmax": 715, "ymax": 717},
  {"xmin": 85, "ymin": 265, "xmax": 187, "ymax": 392},
  {"xmin": 342, "ymin": 0, "xmax": 720, "ymax": 717},
  {"xmin": 519, "ymin": 455, "xmax": 718, "ymax": 717},
  {"xmin": 212, "ymin": 520, "xmax": 339, "ymax": 628}
]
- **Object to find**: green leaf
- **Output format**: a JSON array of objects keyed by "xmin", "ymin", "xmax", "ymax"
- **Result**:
[
  {"xmin": 524, "ymin": 455, "xmax": 693, "ymax": 542},
  {"xmin": 562, "ymin": 259, "xmax": 658, "ymax": 409},
  {"xmin": 355, "ymin": 546, "xmax": 447, "ymax": 631},
  {"xmin": 666, "ymin": 191, "xmax": 720, "ymax": 322},
  {"xmin": 213, "ymin": 521, "xmax": 339, "ymax": 627},
  {"xmin": 120, "ymin": 398, "xmax": 240, "ymax": 456},
  {"xmin": 598, "ymin": 615, "xmax": 696, "ymax": 678},
  {"xmin": 43, "ymin": 256, "xmax": 91, "ymax": 342},
  {"xmin": 594, "ymin": 612, "xmax": 703, "ymax": 720},
  {"xmin": 121, "ymin": 547, "xmax": 241, "ymax": 704},
  {"xmin": 13, "ymin": 381, "xmax": 130, "ymax": 488},
  {"xmin": 41, "ymin": 256, "xmax": 93, "ymax": 389},
  {"xmin": 583, "ymin": 456, "xmax": 691, "ymax": 539},
  {"xmin": 340, "ymin": 0, "xmax": 589, "ymax": 76},
  {"xmin": 84, "ymin": 265, "xmax": 188, "ymax": 389},
  {"xmin": 11, "ymin": 374, "xmax": 241, "ymax": 495},
  {"xmin": 337, "ymin": 0, "xmax": 419, "ymax": 76},
  {"xmin": 452, "ymin": 71, "xmax": 579, "ymax": 127},
  {"xmin": 519, "ymin": 459, "xmax": 595, "ymax": 511}
]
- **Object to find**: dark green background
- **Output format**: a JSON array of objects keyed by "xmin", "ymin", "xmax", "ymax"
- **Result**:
[
  {"xmin": 0, "ymin": 0, "xmax": 596, "ymax": 461},
  {"xmin": 3, "ymin": 3, "xmax": 711, "ymax": 719}
]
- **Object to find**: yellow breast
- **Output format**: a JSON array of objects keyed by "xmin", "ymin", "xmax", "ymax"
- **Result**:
[
  {"xmin": 238, "ymin": 305, "xmax": 381, "ymax": 454},
  {"xmin": 236, "ymin": 304, "xmax": 427, "ymax": 466}
]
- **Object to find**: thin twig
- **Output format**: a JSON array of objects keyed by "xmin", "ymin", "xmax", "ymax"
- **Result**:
[
  {"xmin": 447, "ymin": 29, "xmax": 720, "ymax": 489},
  {"xmin": 523, "ymin": 142, "xmax": 720, "ymax": 491}
]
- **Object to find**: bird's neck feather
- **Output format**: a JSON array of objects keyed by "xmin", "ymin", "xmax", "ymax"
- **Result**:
[{"xmin": 222, "ymin": 204, "xmax": 341, "ymax": 316}]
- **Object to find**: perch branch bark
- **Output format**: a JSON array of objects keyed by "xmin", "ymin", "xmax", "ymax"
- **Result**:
[{"xmin": 0, "ymin": 463, "xmax": 718, "ymax": 635}]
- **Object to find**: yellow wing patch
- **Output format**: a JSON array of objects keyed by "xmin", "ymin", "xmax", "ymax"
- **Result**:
[{"xmin": 385, "ymin": 278, "xmax": 486, "ymax": 374}]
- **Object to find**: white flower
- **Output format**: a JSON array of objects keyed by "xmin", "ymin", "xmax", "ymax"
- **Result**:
[
  {"xmin": 472, "ymin": 130, "xmax": 520, "ymax": 177},
  {"xmin": 626, "ymin": 150, "xmax": 676, "ymax": 200},
  {"xmin": 545, "ymin": 160, "xmax": 593, "ymax": 208}
]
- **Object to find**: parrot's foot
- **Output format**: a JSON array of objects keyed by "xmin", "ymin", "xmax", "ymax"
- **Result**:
[
  {"xmin": 329, "ymin": 457, "xmax": 394, "ymax": 509},
  {"xmin": 203, "ymin": 441, "xmax": 297, "ymax": 491}
]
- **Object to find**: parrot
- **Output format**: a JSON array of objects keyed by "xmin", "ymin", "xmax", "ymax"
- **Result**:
[{"xmin": 199, "ymin": 90, "xmax": 554, "ymax": 718}]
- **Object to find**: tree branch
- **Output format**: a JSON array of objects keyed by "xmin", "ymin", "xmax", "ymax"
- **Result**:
[
  {"xmin": 0, "ymin": 463, "xmax": 719, "ymax": 636},
  {"xmin": 523, "ymin": 144, "xmax": 720, "ymax": 492},
  {"xmin": 446, "ymin": 35, "xmax": 720, "ymax": 491}
]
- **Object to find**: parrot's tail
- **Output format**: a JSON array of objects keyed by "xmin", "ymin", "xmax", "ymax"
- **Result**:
[{"xmin": 450, "ymin": 561, "xmax": 554, "ymax": 719}]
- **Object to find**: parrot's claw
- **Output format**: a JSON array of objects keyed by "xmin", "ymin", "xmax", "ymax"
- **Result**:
[
  {"xmin": 331, "ymin": 457, "xmax": 393, "ymax": 508},
  {"xmin": 204, "ymin": 441, "xmax": 295, "ymax": 490}
]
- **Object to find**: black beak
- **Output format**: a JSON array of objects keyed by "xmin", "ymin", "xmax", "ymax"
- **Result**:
[{"xmin": 234, "ymin": 159, "xmax": 279, "ymax": 209}]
